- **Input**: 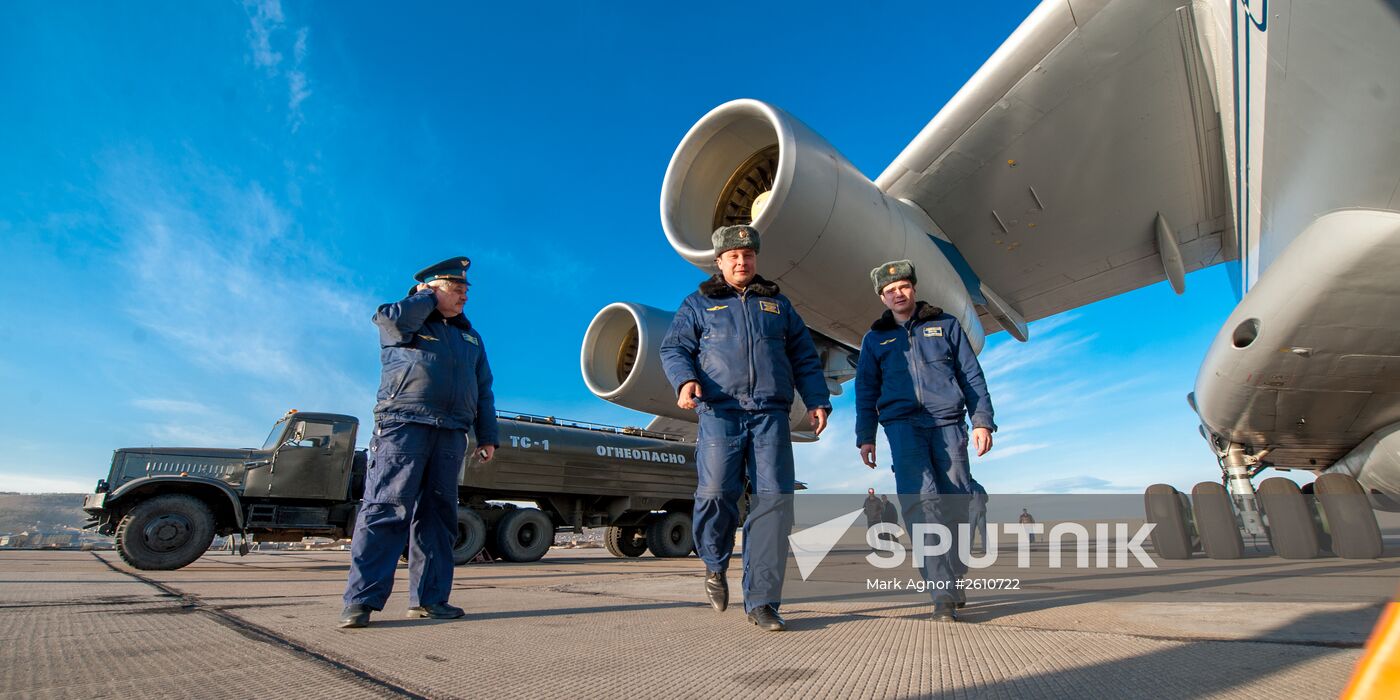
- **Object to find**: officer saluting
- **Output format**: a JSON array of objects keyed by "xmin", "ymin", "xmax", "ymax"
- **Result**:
[
  {"xmin": 660, "ymin": 225, "xmax": 831, "ymax": 632},
  {"xmin": 854, "ymin": 260, "xmax": 995, "ymax": 623},
  {"xmin": 340, "ymin": 257, "xmax": 499, "ymax": 629}
]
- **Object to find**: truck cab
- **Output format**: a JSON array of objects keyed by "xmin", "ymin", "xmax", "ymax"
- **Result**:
[{"xmin": 84, "ymin": 410, "xmax": 365, "ymax": 570}]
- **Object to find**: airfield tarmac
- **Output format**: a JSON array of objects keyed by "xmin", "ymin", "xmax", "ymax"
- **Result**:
[{"xmin": 2, "ymin": 546, "xmax": 1396, "ymax": 699}]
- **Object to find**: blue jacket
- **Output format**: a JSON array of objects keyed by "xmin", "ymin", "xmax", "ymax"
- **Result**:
[
  {"xmin": 854, "ymin": 302, "xmax": 995, "ymax": 446},
  {"xmin": 372, "ymin": 289, "xmax": 499, "ymax": 445},
  {"xmin": 660, "ymin": 275, "xmax": 831, "ymax": 415}
]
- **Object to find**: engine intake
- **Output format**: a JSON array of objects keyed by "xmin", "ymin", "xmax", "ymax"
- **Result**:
[
  {"xmin": 580, "ymin": 302, "xmax": 694, "ymax": 423},
  {"xmin": 660, "ymin": 98, "xmax": 982, "ymax": 351}
]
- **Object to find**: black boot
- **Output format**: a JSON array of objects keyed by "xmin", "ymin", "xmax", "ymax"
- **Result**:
[
  {"xmin": 339, "ymin": 604, "xmax": 371, "ymax": 628},
  {"xmin": 406, "ymin": 602, "xmax": 466, "ymax": 619},
  {"xmin": 931, "ymin": 602, "xmax": 959, "ymax": 623},
  {"xmin": 704, "ymin": 571, "xmax": 729, "ymax": 612},
  {"xmin": 746, "ymin": 605, "xmax": 787, "ymax": 631}
]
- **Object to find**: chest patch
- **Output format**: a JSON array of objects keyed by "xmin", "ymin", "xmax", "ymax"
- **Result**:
[
  {"xmin": 759, "ymin": 300, "xmax": 780, "ymax": 314},
  {"xmin": 461, "ymin": 332, "xmax": 479, "ymax": 345},
  {"xmin": 705, "ymin": 305, "xmax": 728, "ymax": 312},
  {"xmin": 923, "ymin": 326, "xmax": 943, "ymax": 337}
]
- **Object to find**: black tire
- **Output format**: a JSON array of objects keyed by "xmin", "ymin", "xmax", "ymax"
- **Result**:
[
  {"xmin": 452, "ymin": 508, "xmax": 488, "ymax": 565},
  {"xmin": 1314, "ymin": 473, "xmax": 1383, "ymax": 559},
  {"xmin": 604, "ymin": 526, "xmax": 648, "ymax": 558},
  {"xmin": 114, "ymin": 494, "xmax": 216, "ymax": 571},
  {"xmin": 1258, "ymin": 477, "xmax": 1320, "ymax": 559},
  {"xmin": 1144, "ymin": 484, "xmax": 1193, "ymax": 560},
  {"xmin": 1191, "ymin": 481, "xmax": 1244, "ymax": 560},
  {"xmin": 647, "ymin": 512, "xmax": 693, "ymax": 558},
  {"xmin": 493, "ymin": 508, "xmax": 553, "ymax": 562}
]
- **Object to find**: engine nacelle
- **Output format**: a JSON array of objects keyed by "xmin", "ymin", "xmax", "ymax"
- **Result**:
[
  {"xmin": 581, "ymin": 302, "xmax": 695, "ymax": 423},
  {"xmin": 581, "ymin": 301, "xmax": 826, "ymax": 440},
  {"xmin": 660, "ymin": 99, "xmax": 982, "ymax": 352}
]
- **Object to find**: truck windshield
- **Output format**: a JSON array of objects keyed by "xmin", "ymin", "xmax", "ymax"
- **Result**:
[{"xmin": 261, "ymin": 421, "xmax": 288, "ymax": 451}]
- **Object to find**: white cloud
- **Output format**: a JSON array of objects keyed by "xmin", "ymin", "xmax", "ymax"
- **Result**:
[
  {"xmin": 977, "ymin": 442, "xmax": 1050, "ymax": 463},
  {"xmin": 241, "ymin": 0, "xmax": 310, "ymax": 130},
  {"xmin": 101, "ymin": 153, "xmax": 376, "ymax": 420},
  {"xmin": 131, "ymin": 398, "xmax": 213, "ymax": 415},
  {"xmin": 1028, "ymin": 475, "xmax": 1144, "ymax": 494},
  {"xmin": 243, "ymin": 0, "xmax": 284, "ymax": 70},
  {"xmin": 0, "ymin": 472, "xmax": 98, "ymax": 494}
]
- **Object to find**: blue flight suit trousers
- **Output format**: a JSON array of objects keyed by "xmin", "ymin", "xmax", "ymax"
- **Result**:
[
  {"xmin": 344, "ymin": 420, "xmax": 464, "ymax": 610},
  {"xmin": 692, "ymin": 409, "xmax": 795, "ymax": 613},
  {"xmin": 886, "ymin": 421, "xmax": 972, "ymax": 603}
]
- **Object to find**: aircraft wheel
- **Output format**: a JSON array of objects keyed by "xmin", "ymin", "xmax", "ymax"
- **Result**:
[
  {"xmin": 1191, "ymin": 482, "xmax": 1244, "ymax": 559},
  {"xmin": 604, "ymin": 526, "xmax": 648, "ymax": 558},
  {"xmin": 1314, "ymin": 473, "xmax": 1383, "ymax": 559},
  {"xmin": 452, "ymin": 508, "xmax": 488, "ymax": 565},
  {"xmin": 647, "ymin": 512, "xmax": 694, "ymax": 558},
  {"xmin": 1257, "ymin": 478, "xmax": 1320, "ymax": 559},
  {"xmin": 494, "ymin": 508, "xmax": 554, "ymax": 562},
  {"xmin": 1144, "ymin": 484, "xmax": 1193, "ymax": 559}
]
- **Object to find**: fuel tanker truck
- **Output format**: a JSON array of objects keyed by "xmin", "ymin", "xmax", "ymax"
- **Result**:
[{"xmin": 82, "ymin": 410, "xmax": 699, "ymax": 570}]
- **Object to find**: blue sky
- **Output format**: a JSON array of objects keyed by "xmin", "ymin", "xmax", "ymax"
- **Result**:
[{"xmin": 0, "ymin": 0, "xmax": 1253, "ymax": 495}]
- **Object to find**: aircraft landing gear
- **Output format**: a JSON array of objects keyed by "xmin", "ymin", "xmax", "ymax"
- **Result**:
[
  {"xmin": 1148, "ymin": 439, "xmax": 1384, "ymax": 560},
  {"xmin": 1314, "ymin": 473, "xmax": 1383, "ymax": 559}
]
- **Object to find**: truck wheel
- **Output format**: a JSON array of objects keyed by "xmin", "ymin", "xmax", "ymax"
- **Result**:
[
  {"xmin": 647, "ymin": 512, "xmax": 693, "ymax": 558},
  {"xmin": 452, "ymin": 508, "xmax": 488, "ymax": 565},
  {"xmin": 604, "ymin": 526, "xmax": 648, "ymax": 558},
  {"xmin": 1314, "ymin": 473, "xmax": 1383, "ymax": 559},
  {"xmin": 114, "ymin": 494, "xmax": 216, "ymax": 571},
  {"xmin": 493, "ymin": 508, "xmax": 553, "ymax": 562}
]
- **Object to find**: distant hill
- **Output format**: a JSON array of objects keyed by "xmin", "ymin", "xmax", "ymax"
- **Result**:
[{"xmin": 0, "ymin": 493, "xmax": 89, "ymax": 533}]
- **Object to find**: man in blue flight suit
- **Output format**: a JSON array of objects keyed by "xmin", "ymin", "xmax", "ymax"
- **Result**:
[
  {"xmin": 340, "ymin": 256, "xmax": 499, "ymax": 629},
  {"xmin": 855, "ymin": 260, "xmax": 995, "ymax": 623},
  {"xmin": 660, "ymin": 224, "xmax": 831, "ymax": 632},
  {"xmin": 968, "ymin": 479, "xmax": 989, "ymax": 554}
]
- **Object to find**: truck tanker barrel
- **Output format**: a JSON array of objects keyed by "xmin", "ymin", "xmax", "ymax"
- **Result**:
[{"xmin": 459, "ymin": 412, "xmax": 701, "ymax": 562}]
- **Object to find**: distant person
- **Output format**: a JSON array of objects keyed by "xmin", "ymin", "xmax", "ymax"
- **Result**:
[
  {"xmin": 878, "ymin": 495, "xmax": 900, "ymax": 544},
  {"xmin": 1019, "ymin": 508, "xmax": 1036, "ymax": 544},
  {"xmin": 659, "ymin": 224, "xmax": 831, "ymax": 632},
  {"xmin": 340, "ymin": 257, "xmax": 499, "ymax": 629},
  {"xmin": 969, "ymin": 481, "xmax": 989, "ymax": 553},
  {"xmin": 863, "ymin": 488, "xmax": 883, "ymax": 527},
  {"xmin": 854, "ymin": 260, "xmax": 996, "ymax": 623}
]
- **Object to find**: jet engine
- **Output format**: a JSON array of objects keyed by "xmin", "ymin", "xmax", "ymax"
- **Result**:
[
  {"xmin": 580, "ymin": 302, "xmax": 695, "ymax": 423},
  {"xmin": 580, "ymin": 300, "xmax": 836, "ymax": 440},
  {"xmin": 660, "ymin": 98, "xmax": 983, "ymax": 352}
]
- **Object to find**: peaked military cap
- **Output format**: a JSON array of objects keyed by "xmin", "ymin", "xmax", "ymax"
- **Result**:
[
  {"xmin": 871, "ymin": 259, "xmax": 917, "ymax": 294},
  {"xmin": 414, "ymin": 256, "xmax": 472, "ymax": 286},
  {"xmin": 712, "ymin": 225, "xmax": 760, "ymax": 256}
]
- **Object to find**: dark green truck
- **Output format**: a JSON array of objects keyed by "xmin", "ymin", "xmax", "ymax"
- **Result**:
[{"xmin": 83, "ymin": 410, "xmax": 699, "ymax": 570}]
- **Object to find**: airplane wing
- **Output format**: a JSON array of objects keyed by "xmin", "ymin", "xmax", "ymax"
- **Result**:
[
  {"xmin": 876, "ymin": 0, "xmax": 1233, "ymax": 334},
  {"xmin": 643, "ymin": 416, "xmax": 698, "ymax": 442}
]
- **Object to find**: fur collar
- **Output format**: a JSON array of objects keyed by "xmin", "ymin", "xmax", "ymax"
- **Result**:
[
  {"xmin": 870, "ymin": 301, "xmax": 943, "ymax": 331},
  {"xmin": 428, "ymin": 309, "xmax": 473, "ymax": 331},
  {"xmin": 699, "ymin": 274, "xmax": 780, "ymax": 298}
]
